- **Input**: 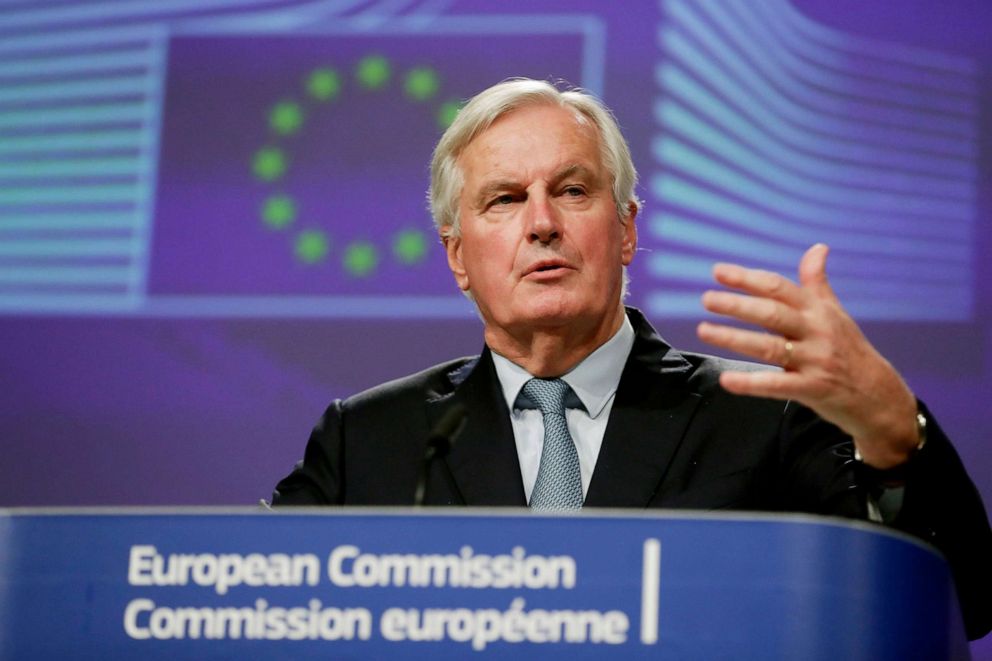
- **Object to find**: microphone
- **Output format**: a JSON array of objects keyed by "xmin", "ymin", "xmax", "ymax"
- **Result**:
[{"xmin": 413, "ymin": 404, "xmax": 467, "ymax": 506}]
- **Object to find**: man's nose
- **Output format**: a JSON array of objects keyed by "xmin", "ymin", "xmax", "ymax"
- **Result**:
[{"xmin": 525, "ymin": 194, "xmax": 562, "ymax": 243}]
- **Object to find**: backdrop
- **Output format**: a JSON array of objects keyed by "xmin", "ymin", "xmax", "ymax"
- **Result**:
[{"xmin": 1, "ymin": 0, "xmax": 990, "ymax": 647}]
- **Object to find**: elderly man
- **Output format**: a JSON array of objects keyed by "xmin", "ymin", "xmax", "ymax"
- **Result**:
[{"xmin": 273, "ymin": 79, "xmax": 990, "ymax": 638}]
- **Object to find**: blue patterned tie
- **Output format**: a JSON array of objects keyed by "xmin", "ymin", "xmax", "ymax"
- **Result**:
[{"xmin": 520, "ymin": 378, "xmax": 583, "ymax": 511}]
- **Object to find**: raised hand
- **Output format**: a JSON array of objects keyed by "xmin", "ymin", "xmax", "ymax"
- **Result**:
[{"xmin": 696, "ymin": 244, "xmax": 920, "ymax": 469}]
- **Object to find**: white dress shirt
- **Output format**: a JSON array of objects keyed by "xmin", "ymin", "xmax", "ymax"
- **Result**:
[{"xmin": 491, "ymin": 316, "xmax": 635, "ymax": 502}]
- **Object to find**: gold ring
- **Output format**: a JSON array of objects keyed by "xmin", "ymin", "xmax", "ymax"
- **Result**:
[{"xmin": 782, "ymin": 340, "xmax": 795, "ymax": 369}]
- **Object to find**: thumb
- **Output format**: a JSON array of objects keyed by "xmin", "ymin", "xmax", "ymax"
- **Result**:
[{"xmin": 798, "ymin": 243, "xmax": 835, "ymax": 296}]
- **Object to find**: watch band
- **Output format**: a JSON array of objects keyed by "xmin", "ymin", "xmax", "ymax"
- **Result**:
[{"xmin": 853, "ymin": 405, "xmax": 927, "ymax": 463}]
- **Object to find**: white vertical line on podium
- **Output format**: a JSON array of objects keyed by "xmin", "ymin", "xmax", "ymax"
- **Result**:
[{"xmin": 640, "ymin": 537, "xmax": 661, "ymax": 644}]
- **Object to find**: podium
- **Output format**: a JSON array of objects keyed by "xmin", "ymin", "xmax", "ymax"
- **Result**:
[{"xmin": 0, "ymin": 508, "xmax": 969, "ymax": 659}]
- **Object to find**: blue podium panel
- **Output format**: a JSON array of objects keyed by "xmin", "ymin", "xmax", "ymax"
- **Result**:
[{"xmin": 0, "ymin": 508, "xmax": 968, "ymax": 660}]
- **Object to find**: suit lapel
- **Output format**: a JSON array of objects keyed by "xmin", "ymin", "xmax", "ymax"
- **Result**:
[
  {"xmin": 423, "ymin": 309, "xmax": 701, "ymax": 509},
  {"xmin": 425, "ymin": 349, "xmax": 528, "ymax": 506},
  {"xmin": 585, "ymin": 310, "xmax": 702, "ymax": 508}
]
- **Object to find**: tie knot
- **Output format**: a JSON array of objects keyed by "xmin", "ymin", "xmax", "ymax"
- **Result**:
[{"xmin": 520, "ymin": 378, "xmax": 570, "ymax": 417}]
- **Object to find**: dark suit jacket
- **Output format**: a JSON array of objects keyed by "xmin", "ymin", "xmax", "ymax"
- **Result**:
[{"xmin": 273, "ymin": 308, "xmax": 991, "ymax": 638}]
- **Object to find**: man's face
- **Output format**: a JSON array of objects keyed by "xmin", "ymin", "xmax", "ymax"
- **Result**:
[{"xmin": 445, "ymin": 104, "xmax": 637, "ymax": 338}]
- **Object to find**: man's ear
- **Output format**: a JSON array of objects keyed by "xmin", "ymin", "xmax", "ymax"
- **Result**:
[
  {"xmin": 443, "ymin": 233, "xmax": 470, "ymax": 292},
  {"xmin": 621, "ymin": 202, "xmax": 638, "ymax": 266}
]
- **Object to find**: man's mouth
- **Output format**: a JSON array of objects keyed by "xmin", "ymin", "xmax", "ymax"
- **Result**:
[{"xmin": 524, "ymin": 259, "xmax": 572, "ymax": 277}]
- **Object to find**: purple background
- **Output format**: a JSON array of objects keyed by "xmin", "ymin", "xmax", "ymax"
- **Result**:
[
  {"xmin": 0, "ymin": 2, "xmax": 988, "ymax": 500},
  {"xmin": 1, "ymin": 0, "xmax": 988, "ymax": 514}
]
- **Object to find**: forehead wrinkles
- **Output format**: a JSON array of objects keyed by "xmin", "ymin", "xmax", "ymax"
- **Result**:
[{"xmin": 459, "ymin": 108, "xmax": 602, "ymax": 190}]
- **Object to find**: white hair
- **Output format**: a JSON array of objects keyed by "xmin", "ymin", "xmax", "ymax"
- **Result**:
[{"xmin": 428, "ymin": 78, "xmax": 641, "ymax": 238}]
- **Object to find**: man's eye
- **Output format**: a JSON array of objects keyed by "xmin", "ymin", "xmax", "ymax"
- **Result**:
[
  {"xmin": 563, "ymin": 186, "xmax": 585, "ymax": 197},
  {"xmin": 490, "ymin": 194, "xmax": 515, "ymax": 206}
]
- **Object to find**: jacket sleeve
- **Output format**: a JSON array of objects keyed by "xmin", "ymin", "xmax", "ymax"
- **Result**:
[
  {"xmin": 778, "ymin": 399, "xmax": 991, "ymax": 640},
  {"xmin": 887, "ymin": 402, "xmax": 992, "ymax": 641},
  {"xmin": 270, "ymin": 400, "xmax": 346, "ymax": 505}
]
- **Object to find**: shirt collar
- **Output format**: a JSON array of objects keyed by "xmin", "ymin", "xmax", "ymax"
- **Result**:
[{"xmin": 491, "ymin": 313, "xmax": 635, "ymax": 419}]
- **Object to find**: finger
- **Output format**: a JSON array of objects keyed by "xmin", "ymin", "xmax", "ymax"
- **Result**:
[
  {"xmin": 697, "ymin": 322, "xmax": 799, "ymax": 368},
  {"xmin": 718, "ymin": 370, "xmax": 811, "ymax": 402},
  {"xmin": 701, "ymin": 291, "xmax": 805, "ymax": 338},
  {"xmin": 798, "ymin": 243, "xmax": 836, "ymax": 299},
  {"xmin": 712, "ymin": 262, "xmax": 804, "ymax": 307}
]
